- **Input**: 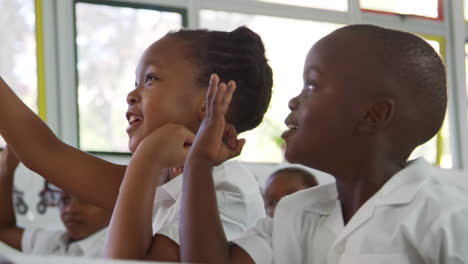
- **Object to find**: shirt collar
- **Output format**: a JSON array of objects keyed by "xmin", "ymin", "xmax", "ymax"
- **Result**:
[
  {"xmin": 302, "ymin": 182, "xmax": 339, "ymax": 215},
  {"xmin": 374, "ymin": 158, "xmax": 432, "ymax": 206},
  {"xmin": 159, "ymin": 163, "xmax": 226, "ymax": 201},
  {"xmin": 302, "ymin": 158, "xmax": 433, "ymax": 214},
  {"xmin": 72, "ymin": 227, "xmax": 107, "ymax": 255}
]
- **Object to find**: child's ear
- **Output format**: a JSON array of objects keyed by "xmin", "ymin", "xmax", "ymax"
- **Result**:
[{"xmin": 356, "ymin": 98, "xmax": 396, "ymax": 134}]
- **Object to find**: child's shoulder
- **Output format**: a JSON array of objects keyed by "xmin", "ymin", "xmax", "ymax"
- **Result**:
[
  {"xmin": 22, "ymin": 226, "xmax": 68, "ymax": 254},
  {"xmin": 275, "ymin": 182, "xmax": 338, "ymax": 219},
  {"xmin": 213, "ymin": 160, "xmax": 259, "ymax": 196},
  {"xmin": 416, "ymin": 165, "xmax": 468, "ymax": 210}
]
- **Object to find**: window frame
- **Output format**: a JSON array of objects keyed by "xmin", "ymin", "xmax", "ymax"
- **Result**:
[{"xmin": 360, "ymin": 0, "xmax": 444, "ymax": 21}]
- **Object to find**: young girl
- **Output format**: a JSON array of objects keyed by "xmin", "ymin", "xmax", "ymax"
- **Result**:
[
  {"xmin": 0, "ymin": 26, "xmax": 272, "ymax": 261},
  {"xmin": 179, "ymin": 24, "xmax": 468, "ymax": 264}
]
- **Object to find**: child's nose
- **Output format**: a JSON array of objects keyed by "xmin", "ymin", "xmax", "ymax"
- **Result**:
[
  {"xmin": 126, "ymin": 89, "xmax": 139, "ymax": 105},
  {"xmin": 288, "ymin": 96, "xmax": 299, "ymax": 110}
]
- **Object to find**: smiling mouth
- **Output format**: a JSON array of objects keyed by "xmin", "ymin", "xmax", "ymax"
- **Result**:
[
  {"xmin": 126, "ymin": 113, "xmax": 143, "ymax": 133},
  {"xmin": 281, "ymin": 122, "xmax": 298, "ymax": 140},
  {"xmin": 128, "ymin": 115, "xmax": 143, "ymax": 125}
]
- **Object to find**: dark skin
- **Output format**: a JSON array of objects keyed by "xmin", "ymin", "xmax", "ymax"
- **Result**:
[
  {"xmin": 180, "ymin": 29, "xmax": 415, "ymax": 263},
  {"xmin": 0, "ymin": 146, "xmax": 23, "ymax": 251}
]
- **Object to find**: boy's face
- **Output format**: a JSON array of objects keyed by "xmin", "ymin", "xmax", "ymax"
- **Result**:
[
  {"xmin": 126, "ymin": 36, "xmax": 205, "ymax": 152},
  {"xmin": 58, "ymin": 192, "xmax": 111, "ymax": 241},
  {"xmin": 282, "ymin": 32, "xmax": 373, "ymax": 173},
  {"xmin": 264, "ymin": 172, "xmax": 310, "ymax": 217}
]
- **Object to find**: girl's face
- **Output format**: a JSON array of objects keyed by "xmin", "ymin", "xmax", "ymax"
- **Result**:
[{"xmin": 126, "ymin": 36, "xmax": 205, "ymax": 153}]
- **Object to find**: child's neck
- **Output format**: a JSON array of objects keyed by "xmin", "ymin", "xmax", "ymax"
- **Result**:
[{"xmin": 335, "ymin": 159, "xmax": 404, "ymax": 224}]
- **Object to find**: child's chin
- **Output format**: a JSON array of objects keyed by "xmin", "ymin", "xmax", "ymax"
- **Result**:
[
  {"xmin": 283, "ymin": 148, "xmax": 297, "ymax": 163},
  {"xmin": 128, "ymin": 140, "xmax": 138, "ymax": 153}
]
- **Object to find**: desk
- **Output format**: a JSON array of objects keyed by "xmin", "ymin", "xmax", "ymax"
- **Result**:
[{"xmin": 2, "ymin": 254, "xmax": 179, "ymax": 264}]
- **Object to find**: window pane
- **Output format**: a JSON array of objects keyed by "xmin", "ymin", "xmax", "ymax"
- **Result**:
[
  {"xmin": 360, "ymin": 0, "xmax": 439, "ymax": 19},
  {"xmin": 201, "ymin": 10, "xmax": 342, "ymax": 163},
  {"xmin": 258, "ymin": 0, "xmax": 347, "ymax": 11},
  {"xmin": 76, "ymin": 3, "xmax": 184, "ymax": 152},
  {"xmin": 0, "ymin": 0, "xmax": 37, "ymax": 147}
]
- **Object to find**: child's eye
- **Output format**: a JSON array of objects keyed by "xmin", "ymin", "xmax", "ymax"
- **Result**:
[
  {"xmin": 145, "ymin": 74, "xmax": 159, "ymax": 84},
  {"xmin": 305, "ymin": 81, "xmax": 316, "ymax": 90},
  {"xmin": 303, "ymin": 80, "xmax": 318, "ymax": 94}
]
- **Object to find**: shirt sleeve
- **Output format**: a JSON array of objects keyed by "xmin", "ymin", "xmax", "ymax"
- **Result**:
[
  {"xmin": 232, "ymin": 216, "xmax": 274, "ymax": 264},
  {"xmin": 21, "ymin": 227, "xmax": 64, "ymax": 254},
  {"xmin": 156, "ymin": 191, "xmax": 246, "ymax": 245}
]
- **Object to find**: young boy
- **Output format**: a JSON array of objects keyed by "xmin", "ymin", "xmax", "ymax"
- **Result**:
[
  {"xmin": 263, "ymin": 167, "xmax": 317, "ymax": 217},
  {"xmin": 0, "ymin": 146, "xmax": 111, "ymax": 257},
  {"xmin": 179, "ymin": 24, "xmax": 468, "ymax": 263}
]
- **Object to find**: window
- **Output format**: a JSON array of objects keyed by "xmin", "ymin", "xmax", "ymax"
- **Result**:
[
  {"xmin": 75, "ymin": 2, "xmax": 186, "ymax": 152},
  {"xmin": 201, "ymin": 10, "xmax": 342, "ymax": 162},
  {"xmin": 0, "ymin": 0, "xmax": 38, "ymax": 147},
  {"xmin": 258, "ymin": 0, "xmax": 347, "ymax": 11},
  {"xmin": 360, "ymin": 0, "xmax": 441, "ymax": 19}
]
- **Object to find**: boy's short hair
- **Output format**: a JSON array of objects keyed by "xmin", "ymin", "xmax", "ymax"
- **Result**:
[
  {"xmin": 336, "ymin": 25, "xmax": 447, "ymax": 147},
  {"xmin": 166, "ymin": 27, "xmax": 273, "ymax": 133}
]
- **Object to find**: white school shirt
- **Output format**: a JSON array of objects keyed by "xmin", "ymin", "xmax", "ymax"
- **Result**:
[
  {"xmin": 21, "ymin": 227, "xmax": 107, "ymax": 257},
  {"xmin": 234, "ymin": 158, "xmax": 468, "ymax": 264},
  {"xmin": 153, "ymin": 160, "xmax": 265, "ymax": 244}
]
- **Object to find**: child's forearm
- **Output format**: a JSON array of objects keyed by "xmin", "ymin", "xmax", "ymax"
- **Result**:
[
  {"xmin": 105, "ymin": 154, "xmax": 161, "ymax": 259},
  {"xmin": 180, "ymin": 155, "xmax": 231, "ymax": 263},
  {"xmin": 0, "ymin": 77, "xmax": 125, "ymax": 210},
  {"xmin": 0, "ymin": 167, "xmax": 23, "ymax": 250},
  {"xmin": 0, "ymin": 77, "xmax": 61, "ymax": 170}
]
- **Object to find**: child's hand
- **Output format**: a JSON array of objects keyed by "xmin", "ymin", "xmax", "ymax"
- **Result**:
[
  {"xmin": 134, "ymin": 123, "xmax": 195, "ymax": 170},
  {"xmin": 0, "ymin": 145, "xmax": 20, "ymax": 174},
  {"xmin": 190, "ymin": 74, "xmax": 245, "ymax": 166}
]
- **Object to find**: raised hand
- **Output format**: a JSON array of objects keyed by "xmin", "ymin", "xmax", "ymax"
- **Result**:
[{"xmin": 189, "ymin": 74, "xmax": 245, "ymax": 166}]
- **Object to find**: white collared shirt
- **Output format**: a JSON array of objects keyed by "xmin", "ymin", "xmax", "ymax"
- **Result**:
[
  {"xmin": 234, "ymin": 158, "xmax": 468, "ymax": 264},
  {"xmin": 21, "ymin": 227, "xmax": 107, "ymax": 257},
  {"xmin": 154, "ymin": 160, "xmax": 265, "ymax": 244}
]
